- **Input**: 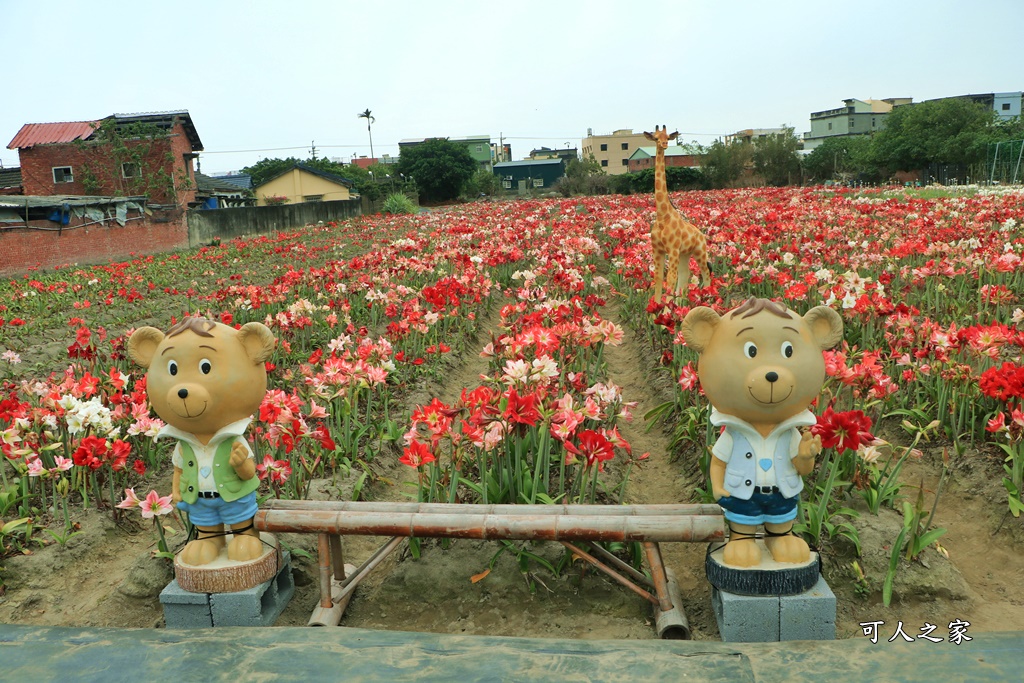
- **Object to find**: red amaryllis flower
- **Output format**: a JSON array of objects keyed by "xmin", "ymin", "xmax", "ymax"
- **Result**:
[
  {"xmin": 979, "ymin": 362, "xmax": 1024, "ymax": 403},
  {"xmin": 503, "ymin": 388, "xmax": 541, "ymax": 426},
  {"xmin": 400, "ymin": 440, "xmax": 436, "ymax": 468},
  {"xmin": 811, "ymin": 407, "xmax": 873, "ymax": 454},
  {"xmin": 312, "ymin": 424, "xmax": 336, "ymax": 451},
  {"xmin": 564, "ymin": 429, "xmax": 616, "ymax": 470},
  {"xmin": 132, "ymin": 459, "xmax": 147, "ymax": 476},
  {"xmin": 107, "ymin": 439, "xmax": 131, "ymax": 471},
  {"xmin": 73, "ymin": 435, "xmax": 108, "ymax": 470}
]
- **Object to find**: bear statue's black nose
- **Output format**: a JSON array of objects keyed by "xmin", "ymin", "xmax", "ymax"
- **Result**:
[
  {"xmin": 178, "ymin": 388, "xmax": 189, "ymax": 399},
  {"xmin": 765, "ymin": 371, "xmax": 779, "ymax": 383}
]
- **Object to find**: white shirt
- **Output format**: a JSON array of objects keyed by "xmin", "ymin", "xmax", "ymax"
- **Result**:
[{"xmin": 710, "ymin": 409, "xmax": 815, "ymax": 488}]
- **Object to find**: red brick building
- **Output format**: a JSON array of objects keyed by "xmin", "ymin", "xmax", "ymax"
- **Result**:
[
  {"xmin": 626, "ymin": 146, "xmax": 701, "ymax": 174},
  {"xmin": 7, "ymin": 111, "xmax": 202, "ymax": 208}
]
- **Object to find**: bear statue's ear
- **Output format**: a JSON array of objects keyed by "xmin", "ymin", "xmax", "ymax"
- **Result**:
[
  {"xmin": 679, "ymin": 307, "xmax": 721, "ymax": 354},
  {"xmin": 237, "ymin": 322, "xmax": 277, "ymax": 365},
  {"xmin": 126, "ymin": 327, "xmax": 165, "ymax": 369},
  {"xmin": 803, "ymin": 306, "xmax": 844, "ymax": 350}
]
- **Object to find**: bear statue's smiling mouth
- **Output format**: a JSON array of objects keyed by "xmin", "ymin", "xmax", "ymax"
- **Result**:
[
  {"xmin": 748, "ymin": 386, "xmax": 793, "ymax": 405},
  {"xmin": 176, "ymin": 401, "xmax": 208, "ymax": 419}
]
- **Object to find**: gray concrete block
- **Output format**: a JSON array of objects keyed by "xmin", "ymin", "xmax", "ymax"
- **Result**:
[
  {"xmin": 209, "ymin": 552, "xmax": 294, "ymax": 627},
  {"xmin": 712, "ymin": 587, "xmax": 780, "ymax": 642},
  {"xmin": 779, "ymin": 574, "xmax": 836, "ymax": 641},
  {"xmin": 160, "ymin": 580, "xmax": 213, "ymax": 628},
  {"xmin": 713, "ymin": 574, "xmax": 837, "ymax": 642}
]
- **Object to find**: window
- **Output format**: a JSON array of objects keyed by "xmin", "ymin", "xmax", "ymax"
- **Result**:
[
  {"xmin": 503, "ymin": 180, "xmax": 512, "ymax": 189},
  {"xmin": 122, "ymin": 162, "xmax": 141, "ymax": 179},
  {"xmin": 303, "ymin": 194, "xmax": 323, "ymax": 202},
  {"xmin": 532, "ymin": 178, "xmax": 543, "ymax": 188},
  {"xmin": 872, "ymin": 118, "xmax": 877, "ymax": 127},
  {"xmin": 52, "ymin": 166, "xmax": 73, "ymax": 183},
  {"xmin": 600, "ymin": 143, "xmax": 608, "ymax": 151},
  {"xmin": 601, "ymin": 159, "xmax": 608, "ymax": 167},
  {"xmin": 827, "ymin": 122, "xmax": 833, "ymax": 130},
  {"xmin": 621, "ymin": 159, "xmax": 628, "ymax": 166},
  {"xmin": 1003, "ymin": 103, "xmax": 1012, "ymax": 111},
  {"xmin": 849, "ymin": 118, "xmax": 855, "ymax": 128},
  {"xmin": 476, "ymin": 144, "xmax": 483, "ymax": 152},
  {"xmin": 621, "ymin": 143, "xmax": 628, "ymax": 150}
]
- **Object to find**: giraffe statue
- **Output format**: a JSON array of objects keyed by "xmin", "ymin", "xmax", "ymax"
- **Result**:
[{"xmin": 644, "ymin": 125, "xmax": 711, "ymax": 299}]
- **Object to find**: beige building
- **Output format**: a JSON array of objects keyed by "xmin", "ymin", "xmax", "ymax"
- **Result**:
[
  {"xmin": 254, "ymin": 163, "xmax": 354, "ymax": 206},
  {"xmin": 581, "ymin": 129, "xmax": 650, "ymax": 175}
]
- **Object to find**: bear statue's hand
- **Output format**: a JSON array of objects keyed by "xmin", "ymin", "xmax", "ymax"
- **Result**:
[
  {"xmin": 229, "ymin": 441, "xmax": 249, "ymax": 469},
  {"xmin": 796, "ymin": 431, "xmax": 821, "ymax": 461}
]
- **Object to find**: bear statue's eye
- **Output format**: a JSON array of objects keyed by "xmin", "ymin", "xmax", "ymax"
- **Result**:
[
  {"xmin": 199, "ymin": 358, "xmax": 212, "ymax": 375},
  {"xmin": 782, "ymin": 342, "xmax": 794, "ymax": 358},
  {"xmin": 167, "ymin": 360, "xmax": 178, "ymax": 376},
  {"xmin": 743, "ymin": 342, "xmax": 757, "ymax": 358}
]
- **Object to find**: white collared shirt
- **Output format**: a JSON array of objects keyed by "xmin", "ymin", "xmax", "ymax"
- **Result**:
[{"xmin": 710, "ymin": 409, "xmax": 815, "ymax": 487}]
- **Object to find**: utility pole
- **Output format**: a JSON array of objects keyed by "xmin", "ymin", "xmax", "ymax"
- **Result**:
[{"xmin": 311, "ymin": 140, "xmax": 318, "ymax": 161}]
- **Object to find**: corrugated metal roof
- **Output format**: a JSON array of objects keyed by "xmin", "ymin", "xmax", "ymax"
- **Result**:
[
  {"xmin": 493, "ymin": 159, "xmax": 563, "ymax": 168},
  {"xmin": 0, "ymin": 167, "xmax": 21, "ymax": 188},
  {"xmin": 7, "ymin": 121, "xmax": 98, "ymax": 149}
]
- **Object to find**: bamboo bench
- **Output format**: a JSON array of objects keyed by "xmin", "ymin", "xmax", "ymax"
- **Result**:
[{"xmin": 255, "ymin": 500, "xmax": 726, "ymax": 637}]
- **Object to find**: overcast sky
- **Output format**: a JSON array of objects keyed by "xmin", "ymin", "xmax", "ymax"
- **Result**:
[{"xmin": 2, "ymin": 0, "xmax": 1021, "ymax": 174}]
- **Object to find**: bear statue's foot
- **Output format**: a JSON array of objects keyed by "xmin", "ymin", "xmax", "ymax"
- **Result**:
[
  {"xmin": 227, "ymin": 534, "xmax": 264, "ymax": 562},
  {"xmin": 764, "ymin": 533, "xmax": 810, "ymax": 564},
  {"xmin": 722, "ymin": 538, "xmax": 762, "ymax": 567},
  {"xmin": 181, "ymin": 538, "xmax": 225, "ymax": 566}
]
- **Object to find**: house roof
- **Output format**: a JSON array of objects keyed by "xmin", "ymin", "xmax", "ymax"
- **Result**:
[
  {"xmin": 255, "ymin": 163, "xmax": 354, "ymax": 189},
  {"xmin": 0, "ymin": 167, "xmax": 21, "ymax": 188},
  {"xmin": 7, "ymin": 111, "xmax": 203, "ymax": 151},
  {"xmin": 208, "ymin": 173, "xmax": 252, "ymax": 190},
  {"xmin": 493, "ymin": 159, "xmax": 563, "ymax": 169},
  {"xmin": 7, "ymin": 121, "xmax": 99, "ymax": 149},
  {"xmin": 628, "ymin": 147, "xmax": 696, "ymax": 160},
  {"xmin": 195, "ymin": 172, "xmax": 250, "ymax": 195}
]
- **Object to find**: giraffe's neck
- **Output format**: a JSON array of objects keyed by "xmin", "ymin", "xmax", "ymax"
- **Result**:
[{"xmin": 654, "ymin": 145, "xmax": 670, "ymax": 216}]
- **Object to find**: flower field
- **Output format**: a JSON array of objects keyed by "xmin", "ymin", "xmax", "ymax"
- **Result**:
[{"xmin": 1, "ymin": 185, "xmax": 1024, "ymax": 638}]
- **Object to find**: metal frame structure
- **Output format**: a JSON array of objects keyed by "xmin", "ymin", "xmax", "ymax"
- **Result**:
[{"xmin": 255, "ymin": 500, "xmax": 726, "ymax": 638}]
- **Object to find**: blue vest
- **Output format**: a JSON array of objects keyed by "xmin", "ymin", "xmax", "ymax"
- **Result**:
[{"xmin": 720, "ymin": 429, "xmax": 803, "ymax": 500}]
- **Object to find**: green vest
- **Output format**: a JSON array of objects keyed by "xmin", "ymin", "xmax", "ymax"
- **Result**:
[{"xmin": 178, "ymin": 437, "xmax": 260, "ymax": 504}]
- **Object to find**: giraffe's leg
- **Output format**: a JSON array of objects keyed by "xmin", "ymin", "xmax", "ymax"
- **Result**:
[
  {"xmin": 676, "ymin": 255, "xmax": 691, "ymax": 296},
  {"xmin": 665, "ymin": 250, "xmax": 679, "ymax": 296},
  {"xmin": 651, "ymin": 248, "xmax": 665, "ymax": 300},
  {"xmin": 695, "ymin": 242, "xmax": 711, "ymax": 286}
]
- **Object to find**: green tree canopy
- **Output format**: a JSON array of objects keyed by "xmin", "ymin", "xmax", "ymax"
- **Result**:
[
  {"xmin": 752, "ymin": 127, "xmax": 801, "ymax": 187},
  {"xmin": 870, "ymin": 98, "xmax": 997, "ymax": 171},
  {"xmin": 397, "ymin": 138, "xmax": 477, "ymax": 202},
  {"xmin": 801, "ymin": 136, "xmax": 874, "ymax": 183},
  {"xmin": 701, "ymin": 140, "xmax": 750, "ymax": 189}
]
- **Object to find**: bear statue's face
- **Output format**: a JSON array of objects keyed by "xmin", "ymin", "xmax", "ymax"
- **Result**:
[
  {"xmin": 680, "ymin": 300, "xmax": 844, "ymax": 427},
  {"xmin": 127, "ymin": 318, "xmax": 276, "ymax": 440}
]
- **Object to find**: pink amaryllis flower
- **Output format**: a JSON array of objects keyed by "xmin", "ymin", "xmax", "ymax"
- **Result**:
[
  {"xmin": 116, "ymin": 487, "xmax": 142, "ymax": 509},
  {"xmin": 256, "ymin": 455, "xmax": 292, "ymax": 484},
  {"xmin": 140, "ymin": 490, "xmax": 174, "ymax": 518}
]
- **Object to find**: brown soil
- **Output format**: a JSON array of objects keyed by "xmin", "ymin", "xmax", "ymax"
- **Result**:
[{"xmin": 2, "ymin": 302, "xmax": 1023, "ymax": 643}]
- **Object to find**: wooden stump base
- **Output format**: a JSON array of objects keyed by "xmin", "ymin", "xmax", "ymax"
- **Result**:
[
  {"xmin": 174, "ymin": 532, "xmax": 281, "ymax": 594},
  {"xmin": 705, "ymin": 541, "xmax": 820, "ymax": 596}
]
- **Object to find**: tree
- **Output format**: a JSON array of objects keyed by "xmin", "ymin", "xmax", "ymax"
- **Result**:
[
  {"xmin": 801, "ymin": 136, "xmax": 874, "ymax": 183},
  {"xmin": 241, "ymin": 157, "xmax": 303, "ymax": 188},
  {"xmin": 701, "ymin": 140, "xmax": 750, "ymax": 189},
  {"xmin": 870, "ymin": 98, "xmax": 996, "ymax": 171},
  {"xmin": 358, "ymin": 109, "xmax": 375, "ymax": 160},
  {"xmin": 397, "ymin": 138, "xmax": 476, "ymax": 202},
  {"xmin": 751, "ymin": 127, "xmax": 801, "ymax": 187}
]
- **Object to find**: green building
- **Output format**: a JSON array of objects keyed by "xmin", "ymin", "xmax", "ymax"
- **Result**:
[{"xmin": 492, "ymin": 159, "xmax": 564, "ymax": 193}]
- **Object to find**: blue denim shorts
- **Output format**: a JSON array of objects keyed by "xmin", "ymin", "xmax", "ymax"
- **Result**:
[
  {"xmin": 717, "ymin": 490, "xmax": 798, "ymax": 525},
  {"xmin": 177, "ymin": 491, "xmax": 258, "ymax": 527}
]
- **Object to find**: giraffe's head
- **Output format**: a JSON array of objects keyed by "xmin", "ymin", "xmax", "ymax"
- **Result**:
[{"xmin": 643, "ymin": 125, "xmax": 679, "ymax": 151}]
